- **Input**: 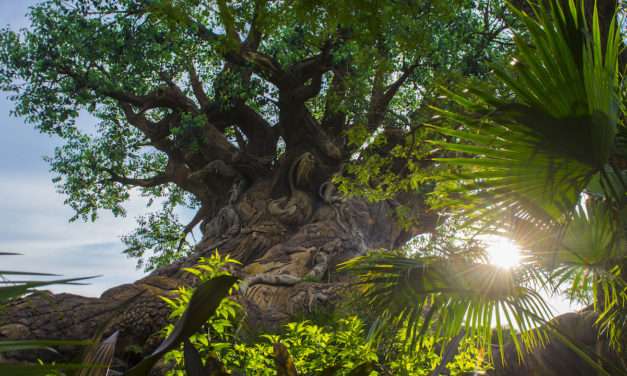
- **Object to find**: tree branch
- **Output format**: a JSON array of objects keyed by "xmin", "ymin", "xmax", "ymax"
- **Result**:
[
  {"xmin": 367, "ymin": 62, "xmax": 419, "ymax": 131},
  {"xmin": 103, "ymin": 85, "xmax": 198, "ymax": 114},
  {"xmin": 117, "ymin": 102, "xmax": 179, "ymax": 157},
  {"xmin": 206, "ymin": 98, "xmax": 277, "ymax": 157},
  {"xmin": 288, "ymin": 39, "xmax": 334, "ymax": 83},
  {"xmin": 322, "ymin": 65, "xmax": 350, "ymax": 135},
  {"xmin": 108, "ymin": 171, "xmax": 171, "ymax": 187},
  {"xmin": 291, "ymin": 71, "xmax": 324, "ymax": 102},
  {"xmin": 242, "ymin": 0, "xmax": 267, "ymax": 50},
  {"xmin": 216, "ymin": 0, "xmax": 241, "ymax": 44},
  {"xmin": 187, "ymin": 63, "xmax": 210, "ymax": 111}
]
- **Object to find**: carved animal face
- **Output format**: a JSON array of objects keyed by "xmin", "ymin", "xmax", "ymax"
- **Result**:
[{"xmin": 295, "ymin": 152, "xmax": 316, "ymax": 187}]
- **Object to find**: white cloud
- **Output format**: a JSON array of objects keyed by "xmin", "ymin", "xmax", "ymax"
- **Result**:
[{"xmin": 0, "ymin": 175, "xmax": 149, "ymax": 297}]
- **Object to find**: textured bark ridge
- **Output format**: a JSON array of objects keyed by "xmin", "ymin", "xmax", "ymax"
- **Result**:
[{"xmin": 0, "ymin": 175, "xmax": 410, "ymax": 367}]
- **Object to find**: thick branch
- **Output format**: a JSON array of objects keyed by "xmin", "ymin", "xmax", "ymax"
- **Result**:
[
  {"xmin": 287, "ymin": 39, "xmax": 335, "ymax": 100},
  {"xmin": 108, "ymin": 171, "xmax": 171, "ymax": 187},
  {"xmin": 322, "ymin": 65, "xmax": 350, "ymax": 136},
  {"xmin": 205, "ymin": 98, "xmax": 277, "ymax": 157},
  {"xmin": 110, "ymin": 87, "xmax": 196, "ymax": 114},
  {"xmin": 367, "ymin": 62, "xmax": 419, "ymax": 131},
  {"xmin": 291, "ymin": 71, "xmax": 324, "ymax": 102},
  {"xmin": 288, "ymin": 40, "xmax": 334, "ymax": 83}
]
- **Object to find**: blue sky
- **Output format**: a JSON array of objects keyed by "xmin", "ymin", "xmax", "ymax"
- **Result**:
[
  {"xmin": 0, "ymin": 0, "xmax": 146, "ymax": 296},
  {"xmin": 0, "ymin": 1, "xmax": 579, "ymax": 316}
]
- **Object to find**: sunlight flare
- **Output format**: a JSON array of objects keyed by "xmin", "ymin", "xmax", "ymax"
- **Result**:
[{"xmin": 484, "ymin": 236, "xmax": 522, "ymax": 269}]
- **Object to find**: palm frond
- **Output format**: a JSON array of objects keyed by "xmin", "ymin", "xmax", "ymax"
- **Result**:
[
  {"xmin": 428, "ymin": 0, "xmax": 623, "ymax": 225},
  {"xmin": 341, "ymin": 253, "xmax": 552, "ymax": 363},
  {"xmin": 506, "ymin": 197, "xmax": 627, "ymax": 350}
]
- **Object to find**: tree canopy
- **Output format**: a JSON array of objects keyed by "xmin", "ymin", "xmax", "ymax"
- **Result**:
[
  {"xmin": 0, "ymin": 0, "xmax": 513, "ymax": 270},
  {"xmin": 0, "ymin": 0, "xmax": 625, "ymax": 374}
]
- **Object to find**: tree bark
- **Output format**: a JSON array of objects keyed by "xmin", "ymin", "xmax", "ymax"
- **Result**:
[{"xmin": 0, "ymin": 176, "xmax": 411, "ymax": 369}]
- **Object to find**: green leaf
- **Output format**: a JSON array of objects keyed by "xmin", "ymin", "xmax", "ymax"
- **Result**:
[
  {"xmin": 0, "ymin": 276, "xmax": 100, "ymax": 304},
  {"xmin": 0, "ymin": 339, "xmax": 92, "ymax": 353},
  {"xmin": 125, "ymin": 275, "xmax": 237, "ymax": 376}
]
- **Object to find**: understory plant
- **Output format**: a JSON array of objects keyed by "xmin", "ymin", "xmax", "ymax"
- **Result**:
[
  {"xmin": 161, "ymin": 252, "xmax": 489, "ymax": 375},
  {"xmin": 160, "ymin": 251, "xmax": 243, "ymax": 375},
  {"xmin": 0, "ymin": 253, "xmax": 99, "ymax": 375},
  {"xmin": 344, "ymin": 0, "xmax": 626, "ymax": 374}
]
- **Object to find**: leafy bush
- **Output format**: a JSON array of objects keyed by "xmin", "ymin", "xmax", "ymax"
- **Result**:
[
  {"xmin": 160, "ymin": 252, "xmax": 242, "ymax": 376},
  {"xmin": 161, "ymin": 252, "xmax": 489, "ymax": 375}
]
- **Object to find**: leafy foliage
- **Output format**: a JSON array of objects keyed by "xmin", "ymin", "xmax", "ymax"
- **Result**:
[
  {"xmin": 160, "ymin": 253, "xmax": 488, "ymax": 375},
  {"xmin": 0, "ymin": 0, "xmax": 515, "ymax": 267},
  {"xmin": 347, "ymin": 0, "xmax": 626, "ymax": 372},
  {"xmin": 160, "ymin": 251, "xmax": 243, "ymax": 375},
  {"xmin": 121, "ymin": 203, "xmax": 195, "ymax": 271}
]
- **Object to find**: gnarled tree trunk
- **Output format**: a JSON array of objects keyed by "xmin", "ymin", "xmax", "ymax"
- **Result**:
[{"xmin": 0, "ymin": 175, "xmax": 413, "ymax": 370}]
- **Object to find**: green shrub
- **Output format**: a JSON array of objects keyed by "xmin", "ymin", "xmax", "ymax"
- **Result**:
[{"xmin": 161, "ymin": 252, "xmax": 489, "ymax": 375}]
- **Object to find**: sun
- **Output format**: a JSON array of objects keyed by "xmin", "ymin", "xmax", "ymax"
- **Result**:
[{"xmin": 483, "ymin": 236, "xmax": 522, "ymax": 269}]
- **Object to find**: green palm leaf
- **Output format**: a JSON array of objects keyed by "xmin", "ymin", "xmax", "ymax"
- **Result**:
[
  {"xmin": 428, "ymin": 0, "xmax": 623, "ymax": 225},
  {"xmin": 507, "ymin": 197, "xmax": 627, "ymax": 350},
  {"xmin": 0, "ymin": 253, "xmax": 107, "ymax": 373},
  {"xmin": 341, "ymin": 253, "xmax": 552, "ymax": 363}
]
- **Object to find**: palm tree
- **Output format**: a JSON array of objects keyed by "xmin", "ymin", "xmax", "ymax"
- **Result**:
[{"xmin": 344, "ymin": 0, "xmax": 625, "ymax": 373}]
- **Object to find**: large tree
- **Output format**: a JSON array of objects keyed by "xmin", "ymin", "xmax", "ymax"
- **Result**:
[{"xmin": 0, "ymin": 0, "xmax": 623, "ymax": 374}]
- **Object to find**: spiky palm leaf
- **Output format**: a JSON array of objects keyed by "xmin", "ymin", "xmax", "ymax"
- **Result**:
[
  {"xmin": 0, "ymin": 253, "xmax": 99, "ymax": 374},
  {"xmin": 504, "ymin": 197, "xmax": 627, "ymax": 350},
  {"xmin": 428, "ymin": 0, "xmax": 624, "ymax": 224},
  {"xmin": 341, "ymin": 253, "xmax": 552, "ymax": 363},
  {"xmin": 422, "ymin": 0, "xmax": 626, "ymax": 359}
]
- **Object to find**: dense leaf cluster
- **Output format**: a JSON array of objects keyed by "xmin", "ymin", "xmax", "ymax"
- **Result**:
[{"xmin": 0, "ymin": 0, "xmax": 514, "ymax": 269}]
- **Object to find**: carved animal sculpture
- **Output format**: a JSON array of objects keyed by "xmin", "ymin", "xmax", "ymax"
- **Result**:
[{"xmin": 268, "ymin": 152, "xmax": 315, "ymax": 225}]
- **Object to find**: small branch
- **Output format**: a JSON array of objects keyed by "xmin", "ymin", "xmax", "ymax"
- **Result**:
[
  {"xmin": 216, "ymin": 0, "xmax": 241, "ymax": 44},
  {"xmin": 187, "ymin": 63, "xmax": 210, "ymax": 110},
  {"xmin": 117, "ymin": 102, "xmax": 179, "ymax": 157},
  {"xmin": 383, "ymin": 62, "xmax": 419, "ymax": 104},
  {"xmin": 176, "ymin": 204, "xmax": 211, "ymax": 253},
  {"xmin": 322, "ymin": 65, "xmax": 350, "ymax": 134},
  {"xmin": 242, "ymin": 0, "xmax": 267, "ymax": 50}
]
